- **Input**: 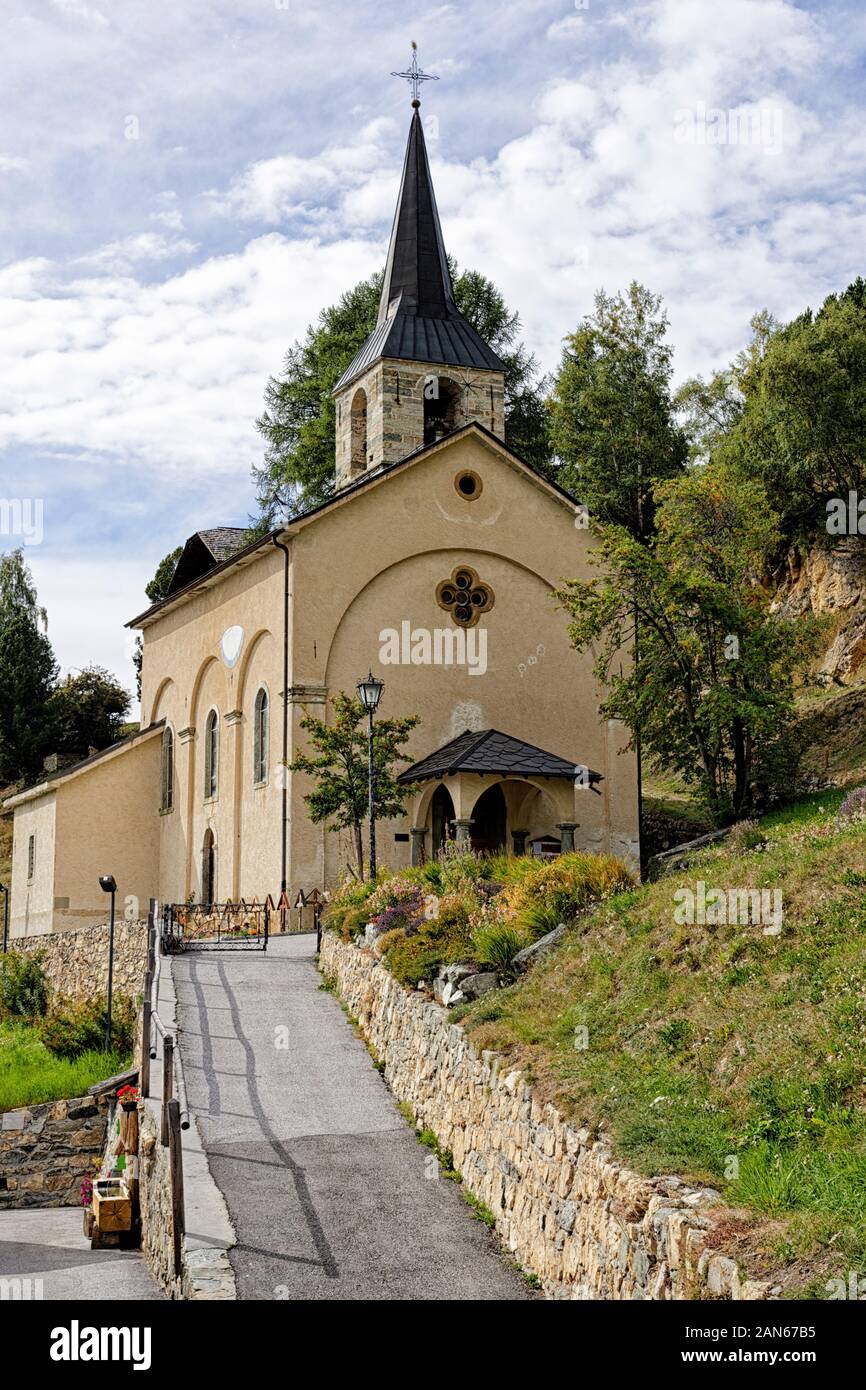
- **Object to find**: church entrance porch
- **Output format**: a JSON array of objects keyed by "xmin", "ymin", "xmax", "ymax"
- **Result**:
[{"xmin": 397, "ymin": 727, "xmax": 602, "ymax": 864}]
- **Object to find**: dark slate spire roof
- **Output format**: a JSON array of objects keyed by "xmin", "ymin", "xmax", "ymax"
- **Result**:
[
  {"xmin": 334, "ymin": 110, "xmax": 506, "ymax": 393},
  {"xmin": 397, "ymin": 728, "xmax": 602, "ymax": 785}
]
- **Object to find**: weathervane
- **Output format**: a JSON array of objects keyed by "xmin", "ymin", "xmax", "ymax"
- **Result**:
[{"xmin": 391, "ymin": 40, "xmax": 438, "ymax": 107}]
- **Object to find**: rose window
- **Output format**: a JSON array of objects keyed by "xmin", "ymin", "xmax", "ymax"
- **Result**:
[{"xmin": 435, "ymin": 565, "xmax": 495, "ymax": 628}]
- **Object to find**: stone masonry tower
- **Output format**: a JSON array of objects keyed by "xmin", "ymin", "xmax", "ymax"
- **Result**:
[{"xmin": 333, "ymin": 101, "xmax": 506, "ymax": 488}]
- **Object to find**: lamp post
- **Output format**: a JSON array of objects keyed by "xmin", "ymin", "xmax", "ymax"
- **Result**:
[
  {"xmin": 99, "ymin": 875, "xmax": 117, "ymax": 1052},
  {"xmin": 0, "ymin": 883, "xmax": 8, "ymax": 954},
  {"xmin": 356, "ymin": 671, "xmax": 384, "ymax": 880}
]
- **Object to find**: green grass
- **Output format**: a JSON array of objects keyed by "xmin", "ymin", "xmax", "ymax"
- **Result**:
[
  {"xmin": 0, "ymin": 1019, "xmax": 131, "ymax": 1112},
  {"xmin": 461, "ymin": 789, "xmax": 866, "ymax": 1283}
]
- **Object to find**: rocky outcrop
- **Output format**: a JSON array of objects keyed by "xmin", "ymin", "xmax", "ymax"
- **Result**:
[
  {"xmin": 320, "ymin": 933, "xmax": 774, "ymax": 1301},
  {"xmin": 773, "ymin": 540, "xmax": 866, "ymax": 680},
  {"xmin": 8, "ymin": 921, "xmax": 148, "ymax": 1003},
  {"xmin": 0, "ymin": 1095, "xmax": 109, "ymax": 1209}
]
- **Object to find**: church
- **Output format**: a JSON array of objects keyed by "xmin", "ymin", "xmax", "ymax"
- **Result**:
[{"xmin": 5, "ymin": 96, "xmax": 640, "ymax": 937}]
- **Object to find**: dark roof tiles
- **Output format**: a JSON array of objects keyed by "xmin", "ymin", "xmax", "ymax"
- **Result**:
[{"xmin": 397, "ymin": 728, "xmax": 602, "ymax": 784}]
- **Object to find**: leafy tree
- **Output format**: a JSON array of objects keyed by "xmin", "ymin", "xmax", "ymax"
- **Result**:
[
  {"xmin": 254, "ymin": 263, "xmax": 552, "ymax": 515},
  {"xmin": 681, "ymin": 282, "xmax": 866, "ymax": 544},
  {"xmin": 133, "ymin": 546, "xmax": 183, "ymax": 698},
  {"xmin": 48, "ymin": 665, "xmax": 130, "ymax": 760},
  {"xmin": 289, "ymin": 692, "xmax": 419, "ymax": 877},
  {"xmin": 145, "ymin": 547, "xmax": 182, "ymax": 604},
  {"xmin": 550, "ymin": 282, "xmax": 688, "ymax": 539},
  {"xmin": 555, "ymin": 469, "xmax": 806, "ymax": 823},
  {"xmin": 0, "ymin": 551, "xmax": 58, "ymax": 782}
]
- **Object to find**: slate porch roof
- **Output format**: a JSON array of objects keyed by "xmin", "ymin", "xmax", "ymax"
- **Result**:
[{"xmin": 397, "ymin": 728, "xmax": 602, "ymax": 785}]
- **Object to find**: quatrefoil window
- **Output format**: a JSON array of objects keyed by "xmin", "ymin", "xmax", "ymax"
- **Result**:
[{"xmin": 435, "ymin": 565, "xmax": 495, "ymax": 629}]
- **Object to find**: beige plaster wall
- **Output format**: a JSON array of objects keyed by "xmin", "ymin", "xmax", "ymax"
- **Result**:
[
  {"xmin": 9, "ymin": 794, "xmax": 57, "ymax": 937},
  {"xmin": 51, "ymin": 735, "xmax": 161, "ymax": 930}
]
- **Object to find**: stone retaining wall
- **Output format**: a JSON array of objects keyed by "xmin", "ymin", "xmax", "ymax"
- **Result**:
[
  {"xmin": 0, "ymin": 1094, "xmax": 109, "ymax": 1209},
  {"xmin": 320, "ymin": 933, "xmax": 772, "ymax": 1302},
  {"xmin": 8, "ymin": 921, "xmax": 148, "ymax": 1003}
]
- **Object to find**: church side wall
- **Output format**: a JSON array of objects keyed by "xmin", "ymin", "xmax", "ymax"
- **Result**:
[
  {"xmin": 52, "ymin": 737, "xmax": 161, "ymax": 930},
  {"xmin": 139, "ymin": 547, "xmax": 286, "ymax": 905}
]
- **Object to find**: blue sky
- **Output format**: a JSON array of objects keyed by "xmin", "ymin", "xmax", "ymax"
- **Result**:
[{"xmin": 1, "ymin": 0, "xmax": 864, "ymax": 706}]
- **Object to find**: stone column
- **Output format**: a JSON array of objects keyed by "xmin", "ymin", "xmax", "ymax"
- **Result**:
[
  {"xmin": 409, "ymin": 828, "xmax": 427, "ymax": 866},
  {"xmin": 557, "ymin": 822, "xmax": 579, "ymax": 853},
  {"xmin": 511, "ymin": 828, "xmax": 528, "ymax": 856},
  {"xmin": 453, "ymin": 818, "xmax": 474, "ymax": 846}
]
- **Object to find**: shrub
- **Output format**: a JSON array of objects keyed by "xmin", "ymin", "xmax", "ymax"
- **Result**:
[
  {"xmin": 726, "ymin": 819, "xmax": 768, "ymax": 853},
  {"xmin": 471, "ymin": 920, "xmax": 528, "ymax": 974},
  {"xmin": 500, "ymin": 851, "xmax": 633, "ymax": 940},
  {"xmin": 324, "ymin": 876, "xmax": 380, "ymax": 941},
  {"xmin": 382, "ymin": 893, "xmax": 475, "ymax": 986},
  {"xmin": 40, "ymin": 994, "xmax": 136, "ymax": 1060},
  {"xmin": 837, "ymin": 786, "xmax": 866, "ymax": 826},
  {"xmin": 0, "ymin": 950, "xmax": 49, "ymax": 1019}
]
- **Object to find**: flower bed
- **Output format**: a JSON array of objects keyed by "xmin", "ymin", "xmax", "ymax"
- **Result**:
[{"xmin": 323, "ymin": 845, "xmax": 633, "ymax": 992}]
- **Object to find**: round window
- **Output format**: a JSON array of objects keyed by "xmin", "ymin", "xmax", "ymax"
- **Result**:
[{"xmin": 454, "ymin": 470, "xmax": 482, "ymax": 500}]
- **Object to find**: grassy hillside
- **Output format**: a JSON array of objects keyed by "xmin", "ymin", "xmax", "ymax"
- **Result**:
[{"xmin": 460, "ymin": 789, "xmax": 866, "ymax": 1294}]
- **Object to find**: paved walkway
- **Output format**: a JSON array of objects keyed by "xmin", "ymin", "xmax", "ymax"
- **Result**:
[
  {"xmin": 0, "ymin": 1207, "xmax": 162, "ymax": 1300},
  {"xmin": 172, "ymin": 934, "xmax": 531, "ymax": 1300}
]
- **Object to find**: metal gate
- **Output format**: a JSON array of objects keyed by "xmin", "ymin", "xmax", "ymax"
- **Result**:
[
  {"xmin": 159, "ymin": 892, "xmax": 325, "ymax": 952},
  {"xmin": 160, "ymin": 900, "xmax": 269, "ymax": 953}
]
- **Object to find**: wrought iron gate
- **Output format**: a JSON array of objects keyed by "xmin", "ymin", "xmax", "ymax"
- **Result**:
[{"xmin": 160, "ymin": 900, "xmax": 269, "ymax": 953}]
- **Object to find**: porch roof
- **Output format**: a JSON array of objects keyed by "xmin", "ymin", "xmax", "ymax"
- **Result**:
[{"xmin": 397, "ymin": 728, "xmax": 601, "ymax": 785}]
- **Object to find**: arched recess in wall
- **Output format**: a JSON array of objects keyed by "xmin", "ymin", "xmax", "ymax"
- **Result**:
[
  {"xmin": 149, "ymin": 675, "xmax": 175, "ymax": 726},
  {"xmin": 182, "ymin": 655, "xmax": 220, "ymax": 899},
  {"xmin": 231, "ymin": 628, "xmax": 274, "ymax": 899},
  {"xmin": 350, "ymin": 387, "xmax": 368, "ymax": 475},
  {"xmin": 322, "ymin": 546, "xmax": 557, "ymax": 687}
]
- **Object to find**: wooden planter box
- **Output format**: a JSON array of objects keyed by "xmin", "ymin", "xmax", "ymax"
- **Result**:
[{"xmin": 92, "ymin": 1179, "xmax": 132, "ymax": 1233}]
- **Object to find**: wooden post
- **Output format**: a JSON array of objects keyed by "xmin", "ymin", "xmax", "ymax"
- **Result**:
[
  {"xmin": 161, "ymin": 1034, "xmax": 174, "ymax": 1147},
  {"xmin": 167, "ymin": 1098, "xmax": 185, "ymax": 1280},
  {"xmin": 140, "ymin": 992, "xmax": 151, "ymax": 1099}
]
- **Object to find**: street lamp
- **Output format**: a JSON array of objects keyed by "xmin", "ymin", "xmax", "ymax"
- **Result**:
[
  {"xmin": 0, "ymin": 883, "xmax": 8, "ymax": 954},
  {"xmin": 356, "ymin": 671, "xmax": 384, "ymax": 880},
  {"xmin": 99, "ymin": 874, "xmax": 117, "ymax": 1053}
]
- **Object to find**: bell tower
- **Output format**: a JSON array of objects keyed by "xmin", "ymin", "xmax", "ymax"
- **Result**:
[{"xmin": 333, "ymin": 55, "xmax": 506, "ymax": 488}]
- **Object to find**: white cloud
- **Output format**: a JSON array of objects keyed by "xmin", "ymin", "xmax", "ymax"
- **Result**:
[{"xmin": 49, "ymin": 0, "xmax": 108, "ymax": 27}]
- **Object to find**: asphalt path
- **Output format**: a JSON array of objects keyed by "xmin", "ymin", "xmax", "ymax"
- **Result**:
[{"xmin": 172, "ymin": 933, "xmax": 532, "ymax": 1301}]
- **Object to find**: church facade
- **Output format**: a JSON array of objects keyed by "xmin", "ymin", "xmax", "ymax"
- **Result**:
[{"xmin": 5, "ymin": 105, "xmax": 640, "ymax": 937}]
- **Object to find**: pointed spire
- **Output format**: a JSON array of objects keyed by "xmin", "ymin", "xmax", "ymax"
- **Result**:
[
  {"xmin": 378, "ymin": 109, "xmax": 455, "ymax": 323},
  {"xmin": 332, "ymin": 103, "xmax": 506, "ymax": 396}
]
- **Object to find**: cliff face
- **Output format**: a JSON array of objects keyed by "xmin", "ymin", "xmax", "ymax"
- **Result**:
[{"xmin": 773, "ymin": 539, "xmax": 866, "ymax": 681}]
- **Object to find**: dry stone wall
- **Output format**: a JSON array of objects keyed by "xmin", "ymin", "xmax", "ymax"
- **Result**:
[
  {"xmin": 0, "ymin": 1095, "xmax": 109, "ymax": 1209},
  {"xmin": 321, "ymin": 933, "xmax": 773, "ymax": 1302},
  {"xmin": 8, "ymin": 921, "xmax": 148, "ymax": 1003}
]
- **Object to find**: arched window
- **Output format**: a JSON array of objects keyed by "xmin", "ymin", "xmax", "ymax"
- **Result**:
[
  {"xmin": 350, "ymin": 387, "xmax": 368, "ymax": 475},
  {"xmin": 160, "ymin": 727, "xmax": 174, "ymax": 812},
  {"xmin": 253, "ymin": 687, "xmax": 269, "ymax": 785},
  {"xmin": 423, "ymin": 376, "xmax": 460, "ymax": 445},
  {"xmin": 204, "ymin": 709, "xmax": 219, "ymax": 799}
]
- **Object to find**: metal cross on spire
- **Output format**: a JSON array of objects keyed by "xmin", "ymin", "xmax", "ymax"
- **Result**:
[{"xmin": 391, "ymin": 41, "xmax": 438, "ymax": 107}]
